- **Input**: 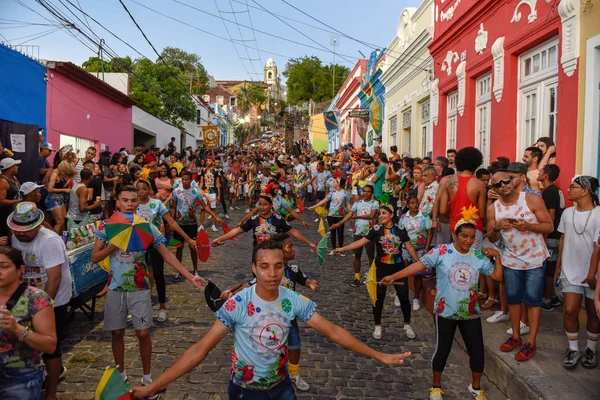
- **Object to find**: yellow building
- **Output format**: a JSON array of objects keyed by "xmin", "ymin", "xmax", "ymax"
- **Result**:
[
  {"xmin": 579, "ymin": 0, "xmax": 600, "ymax": 177},
  {"xmin": 380, "ymin": 1, "xmax": 434, "ymax": 159},
  {"xmin": 308, "ymin": 113, "xmax": 328, "ymax": 153}
]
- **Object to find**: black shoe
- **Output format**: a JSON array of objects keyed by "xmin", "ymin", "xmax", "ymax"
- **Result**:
[
  {"xmin": 551, "ymin": 296, "xmax": 561, "ymax": 307},
  {"xmin": 563, "ymin": 349, "xmax": 580, "ymax": 369},
  {"xmin": 581, "ymin": 347, "xmax": 597, "ymax": 369},
  {"xmin": 541, "ymin": 298, "xmax": 553, "ymax": 311},
  {"xmin": 350, "ymin": 279, "xmax": 360, "ymax": 287}
]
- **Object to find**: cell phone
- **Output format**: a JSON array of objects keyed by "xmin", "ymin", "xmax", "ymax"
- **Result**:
[{"xmin": 507, "ymin": 218, "xmax": 518, "ymax": 224}]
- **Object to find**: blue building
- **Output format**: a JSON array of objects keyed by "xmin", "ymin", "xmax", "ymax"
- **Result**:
[
  {"xmin": 211, "ymin": 103, "xmax": 233, "ymax": 146},
  {"xmin": 0, "ymin": 44, "xmax": 47, "ymax": 137}
]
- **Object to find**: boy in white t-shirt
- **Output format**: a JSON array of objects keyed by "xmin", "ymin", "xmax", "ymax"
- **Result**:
[{"xmin": 556, "ymin": 176, "xmax": 600, "ymax": 369}]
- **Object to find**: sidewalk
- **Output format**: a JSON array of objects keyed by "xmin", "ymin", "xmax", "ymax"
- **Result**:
[{"xmin": 414, "ymin": 278, "xmax": 599, "ymax": 400}]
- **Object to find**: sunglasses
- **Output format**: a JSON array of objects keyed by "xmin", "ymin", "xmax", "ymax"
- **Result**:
[
  {"xmin": 569, "ymin": 184, "xmax": 583, "ymax": 190},
  {"xmin": 491, "ymin": 177, "xmax": 513, "ymax": 189}
]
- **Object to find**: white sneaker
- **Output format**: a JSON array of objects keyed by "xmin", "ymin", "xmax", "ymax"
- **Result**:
[
  {"xmin": 404, "ymin": 324, "xmax": 416, "ymax": 339},
  {"xmin": 291, "ymin": 374, "xmax": 310, "ymax": 391},
  {"xmin": 141, "ymin": 377, "xmax": 159, "ymax": 400},
  {"xmin": 198, "ymin": 225, "xmax": 204, "ymax": 232},
  {"xmin": 339, "ymin": 252, "xmax": 345, "ymax": 257},
  {"xmin": 120, "ymin": 371, "xmax": 128, "ymax": 383},
  {"xmin": 172, "ymin": 273, "xmax": 183, "ymax": 282},
  {"xmin": 394, "ymin": 295, "xmax": 400, "ymax": 307},
  {"xmin": 194, "ymin": 271, "xmax": 200, "ymax": 277},
  {"xmin": 412, "ymin": 299, "xmax": 421, "ymax": 311},
  {"xmin": 207, "ymin": 214, "xmax": 212, "ymax": 220},
  {"xmin": 225, "ymin": 214, "xmax": 230, "ymax": 219},
  {"xmin": 58, "ymin": 366, "xmax": 67, "ymax": 381},
  {"xmin": 429, "ymin": 387, "xmax": 444, "ymax": 400},
  {"xmin": 468, "ymin": 384, "xmax": 487, "ymax": 399},
  {"xmin": 157, "ymin": 309, "xmax": 167, "ymax": 323},
  {"xmin": 373, "ymin": 325, "xmax": 383, "ymax": 340},
  {"xmin": 211, "ymin": 225, "xmax": 218, "ymax": 232},
  {"xmin": 314, "ymin": 218, "xmax": 319, "ymax": 223},
  {"xmin": 506, "ymin": 321, "xmax": 529, "ymax": 336},
  {"xmin": 245, "ymin": 208, "xmax": 250, "ymax": 213},
  {"xmin": 486, "ymin": 311, "xmax": 509, "ymax": 324},
  {"xmin": 329, "ymin": 250, "xmax": 335, "ymax": 256}
]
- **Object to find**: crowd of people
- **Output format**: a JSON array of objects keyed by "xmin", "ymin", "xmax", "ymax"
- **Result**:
[{"xmin": 0, "ymin": 134, "xmax": 598, "ymax": 400}]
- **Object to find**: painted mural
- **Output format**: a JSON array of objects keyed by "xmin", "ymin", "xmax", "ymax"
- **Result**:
[{"xmin": 358, "ymin": 49, "xmax": 386, "ymax": 144}]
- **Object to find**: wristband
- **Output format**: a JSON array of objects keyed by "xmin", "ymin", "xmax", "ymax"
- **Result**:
[
  {"xmin": 493, "ymin": 225, "xmax": 500, "ymax": 233},
  {"xmin": 19, "ymin": 326, "xmax": 31, "ymax": 341}
]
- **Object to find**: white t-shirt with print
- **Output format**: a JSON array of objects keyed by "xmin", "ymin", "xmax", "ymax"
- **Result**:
[
  {"xmin": 12, "ymin": 227, "xmax": 72, "ymax": 307},
  {"xmin": 558, "ymin": 206, "xmax": 600, "ymax": 286}
]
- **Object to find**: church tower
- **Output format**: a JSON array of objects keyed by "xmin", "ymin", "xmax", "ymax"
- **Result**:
[{"xmin": 264, "ymin": 58, "xmax": 277, "ymax": 85}]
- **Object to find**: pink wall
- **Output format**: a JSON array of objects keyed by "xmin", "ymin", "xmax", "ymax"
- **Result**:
[{"xmin": 46, "ymin": 68, "xmax": 132, "ymax": 160}]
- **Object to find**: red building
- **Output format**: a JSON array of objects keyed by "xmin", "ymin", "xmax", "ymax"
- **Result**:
[
  {"xmin": 429, "ymin": 0, "xmax": 579, "ymax": 184},
  {"xmin": 202, "ymin": 84, "xmax": 238, "ymax": 111}
]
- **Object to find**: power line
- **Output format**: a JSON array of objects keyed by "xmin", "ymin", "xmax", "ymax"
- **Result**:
[
  {"xmin": 212, "ymin": 0, "xmax": 253, "ymax": 80},
  {"xmin": 8, "ymin": 27, "xmax": 61, "ymax": 44},
  {"xmin": 228, "ymin": 0, "xmax": 259, "ymax": 76},
  {"xmin": 244, "ymin": 0, "xmax": 263, "ymax": 71}
]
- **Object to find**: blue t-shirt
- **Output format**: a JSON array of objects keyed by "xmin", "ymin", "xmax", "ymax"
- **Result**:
[
  {"xmin": 172, "ymin": 186, "xmax": 205, "ymax": 225},
  {"xmin": 398, "ymin": 211, "xmax": 432, "ymax": 257},
  {"xmin": 95, "ymin": 214, "xmax": 166, "ymax": 292},
  {"xmin": 420, "ymin": 244, "xmax": 494, "ymax": 320},
  {"xmin": 315, "ymin": 171, "xmax": 332, "ymax": 192},
  {"xmin": 137, "ymin": 198, "xmax": 169, "ymax": 229},
  {"xmin": 326, "ymin": 189, "xmax": 349, "ymax": 217},
  {"xmin": 351, "ymin": 199, "xmax": 379, "ymax": 236},
  {"xmin": 215, "ymin": 286, "xmax": 317, "ymax": 390}
]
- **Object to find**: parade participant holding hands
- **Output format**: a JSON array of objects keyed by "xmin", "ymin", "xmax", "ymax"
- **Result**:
[
  {"xmin": 381, "ymin": 207, "xmax": 503, "ymax": 400},
  {"xmin": 329, "ymin": 184, "xmax": 379, "ymax": 286},
  {"xmin": 131, "ymin": 240, "xmax": 411, "ymax": 400},
  {"xmin": 309, "ymin": 177, "xmax": 351, "ymax": 256},
  {"xmin": 212, "ymin": 192, "xmax": 316, "ymax": 251},
  {"xmin": 334, "ymin": 205, "xmax": 419, "ymax": 340},
  {"xmin": 91, "ymin": 185, "xmax": 206, "ymax": 393}
]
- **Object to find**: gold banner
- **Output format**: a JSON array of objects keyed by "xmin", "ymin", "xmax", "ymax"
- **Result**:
[{"xmin": 202, "ymin": 126, "xmax": 219, "ymax": 149}]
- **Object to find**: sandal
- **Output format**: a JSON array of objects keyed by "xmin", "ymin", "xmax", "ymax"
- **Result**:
[
  {"xmin": 481, "ymin": 297, "xmax": 498, "ymax": 309},
  {"xmin": 477, "ymin": 291, "xmax": 488, "ymax": 299}
]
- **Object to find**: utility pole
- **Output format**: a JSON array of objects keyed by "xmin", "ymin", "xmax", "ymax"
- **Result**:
[
  {"xmin": 99, "ymin": 39, "xmax": 105, "ymax": 81},
  {"xmin": 332, "ymin": 38, "xmax": 336, "ymax": 99}
]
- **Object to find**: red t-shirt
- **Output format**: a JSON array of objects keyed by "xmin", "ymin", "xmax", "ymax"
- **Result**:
[{"xmin": 144, "ymin": 153, "xmax": 156, "ymax": 164}]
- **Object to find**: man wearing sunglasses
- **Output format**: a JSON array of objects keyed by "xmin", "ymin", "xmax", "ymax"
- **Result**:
[{"xmin": 486, "ymin": 171, "xmax": 553, "ymax": 362}]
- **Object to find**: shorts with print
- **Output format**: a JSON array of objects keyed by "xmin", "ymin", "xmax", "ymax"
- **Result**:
[
  {"xmin": 104, "ymin": 289, "xmax": 153, "ymax": 331},
  {"xmin": 352, "ymin": 235, "xmax": 375, "ymax": 259},
  {"xmin": 504, "ymin": 265, "xmax": 545, "ymax": 307},
  {"xmin": 43, "ymin": 304, "xmax": 69, "ymax": 360},
  {"xmin": 173, "ymin": 224, "xmax": 198, "ymax": 242},
  {"xmin": 288, "ymin": 318, "xmax": 301, "ymax": 350},
  {"xmin": 560, "ymin": 278, "xmax": 595, "ymax": 300},
  {"xmin": 44, "ymin": 193, "xmax": 67, "ymax": 211},
  {"xmin": 206, "ymin": 192, "xmax": 217, "ymax": 209}
]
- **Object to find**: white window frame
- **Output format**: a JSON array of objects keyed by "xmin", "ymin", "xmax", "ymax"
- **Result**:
[
  {"xmin": 517, "ymin": 38, "xmax": 559, "ymax": 156},
  {"xmin": 446, "ymin": 91, "xmax": 458, "ymax": 151},
  {"xmin": 420, "ymin": 100, "xmax": 430, "ymax": 157},
  {"xmin": 475, "ymin": 73, "xmax": 492, "ymax": 167},
  {"xmin": 389, "ymin": 115, "xmax": 398, "ymax": 148},
  {"xmin": 60, "ymin": 134, "xmax": 95, "ymax": 156},
  {"xmin": 202, "ymin": 95, "xmax": 210, "ymax": 103},
  {"xmin": 216, "ymin": 95, "xmax": 224, "ymax": 105}
]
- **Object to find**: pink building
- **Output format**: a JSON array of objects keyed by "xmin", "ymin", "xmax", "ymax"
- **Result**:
[
  {"xmin": 45, "ymin": 61, "xmax": 135, "ymax": 159},
  {"xmin": 333, "ymin": 59, "xmax": 368, "ymax": 148}
]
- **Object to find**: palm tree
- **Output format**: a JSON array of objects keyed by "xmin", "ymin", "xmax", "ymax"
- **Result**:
[{"xmin": 236, "ymin": 82, "xmax": 267, "ymax": 137}]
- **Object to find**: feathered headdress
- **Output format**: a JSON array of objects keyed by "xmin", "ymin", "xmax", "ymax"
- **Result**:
[
  {"xmin": 139, "ymin": 167, "xmax": 152, "ymax": 182},
  {"xmin": 454, "ymin": 205, "xmax": 479, "ymax": 231},
  {"xmin": 262, "ymin": 182, "xmax": 277, "ymax": 197}
]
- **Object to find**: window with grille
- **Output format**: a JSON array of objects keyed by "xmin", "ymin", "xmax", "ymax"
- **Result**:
[
  {"xmin": 446, "ymin": 91, "xmax": 458, "ymax": 151},
  {"xmin": 475, "ymin": 74, "xmax": 492, "ymax": 167},
  {"xmin": 60, "ymin": 134, "xmax": 95, "ymax": 157}
]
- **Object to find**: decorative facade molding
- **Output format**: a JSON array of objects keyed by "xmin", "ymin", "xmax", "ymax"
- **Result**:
[
  {"xmin": 440, "ymin": 0, "xmax": 462, "ymax": 22},
  {"xmin": 456, "ymin": 61, "xmax": 466, "ymax": 116},
  {"xmin": 475, "ymin": 23, "xmax": 488, "ymax": 55},
  {"xmin": 440, "ymin": 50, "xmax": 459, "ymax": 75},
  {"xmin": 491, "ymin": 37, "xmax": 505, "ymax": 102},
  {"xmin": 511, "ymin": 0, "xmax": 537, "ymax": 24},
  {"xmin": 430, "ymin": 79, "xmax": 439, "ymax": 126},
  {"xmin": 558, "ymin": 0, "xmax": 579, "ymax": 77}
]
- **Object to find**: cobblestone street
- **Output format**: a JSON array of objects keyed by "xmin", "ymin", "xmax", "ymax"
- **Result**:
[{"xmin": 58, "ymin": 207, "xmax": 502, "ymax": 400}]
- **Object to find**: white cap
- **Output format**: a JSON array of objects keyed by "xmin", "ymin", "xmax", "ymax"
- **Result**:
[
  {"xmin": 41, "ymin": 143, "xmax": 55, "ymax": 151},
  {"xmin": 0, "ymin": 158, "xmax": 22, "ymax": 170},
  {"xmin": 19, "ymin": 182, "xmax": 43, "ymax": 195}
]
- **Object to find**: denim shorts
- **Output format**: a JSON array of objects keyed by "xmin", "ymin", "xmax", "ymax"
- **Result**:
[
  {"xmin": 228, "ymin": 376, "xmax": 296, "ymax": 400},
  {"xmin": 560, "ymin": 278, "xmax": 596, "ymax": 300},
  {"xmin": 288, "ymin": 318, "xmax": 300, "ymax": 350},
  {"xmin": 0, "ymin": 366, "xmax": 44, "ymax": 400},
  {"xmin": 44, "ymin": 192, "xmax": 67, "ymax": 210},
  {"xmin": 504, "ymin": 265, "xmax": 545, "ymax": 307}
]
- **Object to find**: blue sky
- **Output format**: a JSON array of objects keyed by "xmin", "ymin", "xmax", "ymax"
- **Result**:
[{"xmin": 2, "ymin": 0, "xmax": 421, "ymax": 81}]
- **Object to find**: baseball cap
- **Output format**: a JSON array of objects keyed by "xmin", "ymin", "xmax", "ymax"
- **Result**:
[
  {"xmin": 19, "ymin": 182, "xmax": 43, "ymax": 196},
  {"xmin": 7, "ymin": 202, "xmax": 45, "ymax": 232},
  {"xmin": 0, "ymin": 158, "xmax": 22, "ymax": 170},
  {"xmin": 41, "ymin": 143, "xmax": 55, "ymax": 151},
  {"xmin": 501, "ymin": 162, "xmax": 528, "ymax": 175}
]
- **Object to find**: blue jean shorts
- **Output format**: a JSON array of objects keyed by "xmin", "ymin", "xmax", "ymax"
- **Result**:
[
  {"xmin": 288, "ymin": 318, "xmax": 301, "ymax": 350},
  {"xmin": 228, "ymin": 376, "xmax": 296, "ymax": 400},
  {"xmin": 44, "ymin": 192, "xmax": 67, "ymax": 210},
  {"xmin": 0, "ymin": 366, "xmax": 44, "ymax": 400},
  {"xmin": 504, "ymin": 265, "xmax": 545, "ymax": 307}
]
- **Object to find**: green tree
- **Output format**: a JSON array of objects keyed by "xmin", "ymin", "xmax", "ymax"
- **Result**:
[
  {"xmin": 236, "ymin": 83, "xmax": 267, "ymax": 117},
  {"xmin": 82, "ymin": 56, "xmax": 132, "ymax": 73},
  {"xmin": 160, "ymin": 46, "xmax": 209, "ymax": 95},
  {"xmin": 283, "ymin": 56, "xmax": 350, "ymax": 104}
]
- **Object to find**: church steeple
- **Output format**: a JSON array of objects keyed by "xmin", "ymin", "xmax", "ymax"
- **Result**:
[{"xmin": 264, "ymin": 58, "xmax": 277, "ymax": 85}]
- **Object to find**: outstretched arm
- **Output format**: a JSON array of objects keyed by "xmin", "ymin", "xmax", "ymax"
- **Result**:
[
  {"xmin": 289, "ymin": 227, "xmax": 316, "ymax": 252},
  {"xmin": 306, "ymin": 312, "xmax": 410, "ymax": 365},
  {"xmin": 212, "ymin": 227, "xmax": 244, "ymax": 245},
  {"xmin": 157, "ymin": 245, "xmax": 205, "ymax": 289},
  {"xmin": 334, "ymin": 237, "xmax": 370, "ymax": 253},
  {"xmin": 380, "ymin": 261, "xmax": 427, "ymax": 284},
  {"xmin": 131, "ymin": 320, "xmax": 229, "ymax": 399}
]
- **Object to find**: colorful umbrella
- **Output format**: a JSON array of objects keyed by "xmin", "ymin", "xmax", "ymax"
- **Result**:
[
  {"xmin": 314, "ymin": 206, "xmax": 328, "ymax": 218},
  {"xmin": 317, "ymin": 233, "xmax": 329, "ymax": 266},
  {"xmin": 220, "ymin": 221, "xmax": 237, "ymax": 241},
  {"xmin": 196, "ymin": 229, "xmax": 211, "ymax": 262},
  {"xmin": 318, "ymin": 218, "xmax": 326, "ymax": 238},
  {"xmin": 365, "ymin": 261, "xmax": 405, "ymax": 306},
  {"xmin": 298, "ymin": 199, "xmax": 305, "ymax": 215},
  {"xmin": 167, "ymin": 237, "xmax": 183, "ymax": 248},
  {"xmin": 104, "ymin": 212, "xmax": 154, "ymax": 252},
  {"xmin": 204, "ymin": 281, "xmax": 244, "ymax": 312}
]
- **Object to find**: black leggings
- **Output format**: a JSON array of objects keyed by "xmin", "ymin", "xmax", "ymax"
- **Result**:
[
  {"xmin": 327, "ymin": 216, "xmax": 344, "ymax": 249},
  {"xmin": 373, "ymin": 262, "xmax": 411, "ymax": 325},
  {"xmin": 432, "ymin": 315, "xmax": 484, "ymax": 373},
  {"xmin": 147, "ymin": 247, "xmax": 166, "ymax": 304}
]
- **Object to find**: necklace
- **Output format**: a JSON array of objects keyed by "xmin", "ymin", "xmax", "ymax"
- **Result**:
[{"xmin": 572, "ymin": 208, "xmax": 593, "ymax": 235}]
